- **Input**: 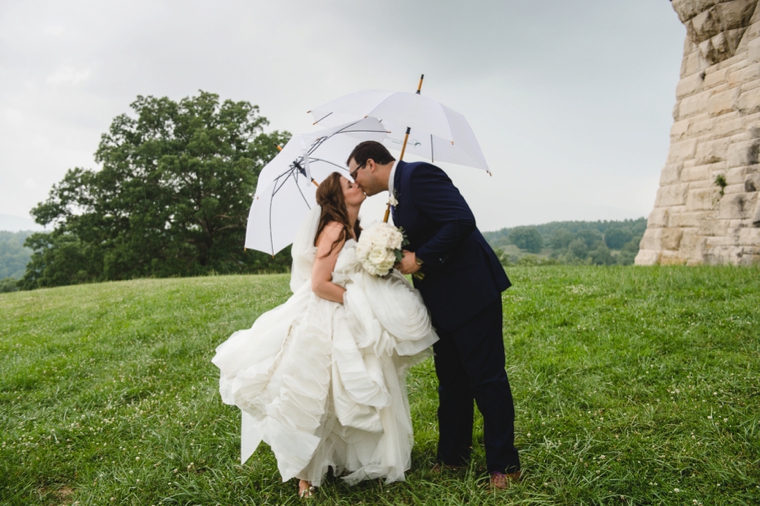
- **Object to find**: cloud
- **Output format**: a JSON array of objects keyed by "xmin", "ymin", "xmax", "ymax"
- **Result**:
[{"xmin": 46, "ymin": 67, "xmax": 92, "ymax": 85}]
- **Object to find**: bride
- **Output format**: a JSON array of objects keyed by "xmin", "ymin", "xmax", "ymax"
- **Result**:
[{"xmin": 212, "ymin": 172, "xmax": 438, "ymax": 497}]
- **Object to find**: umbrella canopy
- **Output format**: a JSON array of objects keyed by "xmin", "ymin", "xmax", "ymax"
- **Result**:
[
  {"xmin": 308, "ymin": 89, "xmax": 490, "ymax": 172},
  {"xmin": 245, "ymin": 117, "xmax": 388, "ymax": 256}
]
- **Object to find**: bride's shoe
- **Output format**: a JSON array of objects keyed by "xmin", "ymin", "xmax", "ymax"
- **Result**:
[{"xmin": 298, "ymin": 480, "xmax": 316, "ymax": 498}]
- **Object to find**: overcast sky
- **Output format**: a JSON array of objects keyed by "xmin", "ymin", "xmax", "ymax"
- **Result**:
[{"xmin": 0, "ymin": 0, "xmax": 686, "ymax": 232}]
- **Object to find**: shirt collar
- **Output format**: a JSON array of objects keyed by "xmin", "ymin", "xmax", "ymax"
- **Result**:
[{"xmin": 387, "ymin": 160, "xmax": 399, "ymax": 197}]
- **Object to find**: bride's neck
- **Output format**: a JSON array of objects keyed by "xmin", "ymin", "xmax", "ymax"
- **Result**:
[{"xmin": 347, "ymin": 205, "xmax": 359, "ymax": 234}]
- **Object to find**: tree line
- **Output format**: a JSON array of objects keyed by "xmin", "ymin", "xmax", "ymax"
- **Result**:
[
  {"xmin": 4, "ymin": 91, "xmax": 649, "ymax": 292},
  {"xmin": 0, "ymin": 231, "xmax": 32, "ymax": 292},
  {"xmin": 16, "ymin": 91, "xmax": 291, "ymax": 290},
  {"xmin": 483, "ymin": 218, "xmax": 647, "ymax": 266}
]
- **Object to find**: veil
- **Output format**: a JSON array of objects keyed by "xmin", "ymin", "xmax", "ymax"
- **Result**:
[{"xmin": 289, "ymin": 205, "xmax": 321, "ymax": 292}]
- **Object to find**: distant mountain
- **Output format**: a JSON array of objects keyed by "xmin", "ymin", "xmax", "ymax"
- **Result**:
[
  {"xmin": 0, "ymin": 214, "xmax": 44, "ymax": 232},
  {"xmin": 1, "ymin": 230, "xmax": 34, "ymax": 280}
]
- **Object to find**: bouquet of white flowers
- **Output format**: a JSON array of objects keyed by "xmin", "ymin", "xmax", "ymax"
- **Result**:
[{"xmin": 355, "ymin": 222, "xmax": 407, "ymax": 277}]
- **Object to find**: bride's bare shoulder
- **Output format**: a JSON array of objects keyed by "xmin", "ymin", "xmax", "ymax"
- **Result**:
[{"xmin": 316, "ymin": 221, "xmax": 344, "ymax": 246}]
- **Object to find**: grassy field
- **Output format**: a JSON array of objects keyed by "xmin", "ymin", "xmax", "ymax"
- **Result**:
[{"xmin": 1, "ymin": 266, "xmax": 759, "ymax": 505}]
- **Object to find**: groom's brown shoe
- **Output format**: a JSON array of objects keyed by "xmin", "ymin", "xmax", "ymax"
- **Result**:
[{"xmin": 489, "ymin": 470, "xmax": 521, "ymax": 490}]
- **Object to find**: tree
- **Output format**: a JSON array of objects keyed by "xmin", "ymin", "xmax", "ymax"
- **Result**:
[
  {"xmin": 589, "ymin": 243, "xmax": 615, "ymax": 265},
  {"xmin": 24, "ymin": 91, "xmax": 290, "ymax": 289},
  {"xmin": 604, "ymin": 227, "xmax": 632, "ymax": 250},
  {"xmin": 568, "ymin": 238, "xmax": 589, "ymax": 259},
  {"xmin": 549, "ymin": 228, "xmax": 574, "ymax": 250},
  {"xmin": 508, "ymin": 226, "xmax": 543, "ymax": 253},
  {"xmin": 576, "ymin": 228, "xmax": 604, "ymax": 248}
]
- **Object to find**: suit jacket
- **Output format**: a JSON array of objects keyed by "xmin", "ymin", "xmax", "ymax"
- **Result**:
[{"xmin": 393, "ymin": 160, "xmax": 510, "ymax": 331}]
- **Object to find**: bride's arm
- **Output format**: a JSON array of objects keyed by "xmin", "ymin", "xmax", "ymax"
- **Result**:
[{"xmin": 311, "ymin": 222, "xmax": 347, "ymax": 303}]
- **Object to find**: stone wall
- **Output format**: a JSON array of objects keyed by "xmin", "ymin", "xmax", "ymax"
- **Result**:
[{"xmin": 636, "ymin": 0, "xmax": 760, "ymax": 265}]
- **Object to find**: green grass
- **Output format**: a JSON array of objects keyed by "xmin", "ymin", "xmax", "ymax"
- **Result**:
[{"xmin": 1, "ymin": 266, "xmax": 759, "ymax": 505}]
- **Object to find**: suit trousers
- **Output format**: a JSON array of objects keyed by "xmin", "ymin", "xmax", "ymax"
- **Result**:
[{"xmin": 432, "ymin": 298, "xmax": 520, "ymax": 474}]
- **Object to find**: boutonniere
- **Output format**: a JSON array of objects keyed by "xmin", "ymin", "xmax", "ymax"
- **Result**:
[{"xmin": 388, "ymin": 189, "xmax": 399, "ymax": 207}]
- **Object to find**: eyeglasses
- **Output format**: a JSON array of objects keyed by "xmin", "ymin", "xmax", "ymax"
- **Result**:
[{"xmin": 349, "ymin": 162, "xmax": 366, "ymax": 181}]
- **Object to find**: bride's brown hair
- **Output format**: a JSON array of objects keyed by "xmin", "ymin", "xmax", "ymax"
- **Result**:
[{"xmin": 314, "ymin": 172, "xmax": 361, "ymax": 256}]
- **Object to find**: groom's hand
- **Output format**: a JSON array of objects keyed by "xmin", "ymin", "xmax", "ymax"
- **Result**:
[{"xmin": 396, "ymin": 250, "xmax": 421, "ymax": 275}]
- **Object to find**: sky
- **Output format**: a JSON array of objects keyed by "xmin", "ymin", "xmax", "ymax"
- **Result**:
[{"xmin": 0, "ymin": 0, "xmax": 686, "ymax": 232}]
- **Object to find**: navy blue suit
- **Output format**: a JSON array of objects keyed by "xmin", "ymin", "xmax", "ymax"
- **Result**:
[{"xmin": 393, "ymin": 160, "xmax": 520, "ymax": 474}]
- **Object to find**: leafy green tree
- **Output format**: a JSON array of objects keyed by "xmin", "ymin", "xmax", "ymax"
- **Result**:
[
  {"xmin": 568, "ymin": 238, "xmax": 589, "ymax": 259},
  {"xmin": 589, "ymin": 243, "xmax": 615, "ymax": 265},
  {"xmin": 604, "ymin": 227, "xmax": 632, "ymax": 250},
  {"xmin": 549, "ymin": 228, "xmax": 574, "ymax": 250},
  {"xmin": 576, "ymin": 229, "xmax": 604, "ymax": 248},
  {"xmin": 617, "ymin": 239, "xmax": 640, "ymax": 265},
  {"xmin": 508, "ymin": 226, "xmax": 544, "ymax": 253},
  {"xmin": 0, "ymin": 277, "xmax": 19, "ymax": 293},
  {"xmin": 24, "ymin": 91, "xmax": 290, "ymax": 289}
]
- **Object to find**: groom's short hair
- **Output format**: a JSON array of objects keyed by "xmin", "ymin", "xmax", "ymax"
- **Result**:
[{"xmin": 347, "ymin": 141, "xmax": 396, "ymax": 167}]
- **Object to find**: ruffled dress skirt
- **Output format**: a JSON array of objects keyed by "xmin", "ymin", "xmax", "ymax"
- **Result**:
[{"xmin": 212, "ymin": 242, "xmax": 438, "ymax": 486}]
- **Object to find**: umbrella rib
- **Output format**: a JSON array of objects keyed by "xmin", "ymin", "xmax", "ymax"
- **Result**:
[
  {"xmin": 308, "ymin": 157, "xmax": 350, "ymax": 172},
  {"xmin": 313, "ymin": 111, "xmax": 333, "ymax": 125}
]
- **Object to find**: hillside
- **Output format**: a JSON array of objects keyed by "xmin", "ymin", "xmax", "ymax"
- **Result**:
[
  {"xmin": 1, "ymin": 267, "xmax": 758, "ymax": 504},
  {"xmin": 483, "ymin": 218, "xmax": 647, "ymax": 266}
]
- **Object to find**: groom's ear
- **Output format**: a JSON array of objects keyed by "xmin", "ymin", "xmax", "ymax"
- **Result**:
[{"xmin": 366, "ymin": 158, "xmax": 376, "ymax": 172}]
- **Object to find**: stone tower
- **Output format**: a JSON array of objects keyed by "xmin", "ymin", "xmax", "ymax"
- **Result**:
[{"xmin": 636, "ymin": 0, "xmax": 760, "ymax": 265}]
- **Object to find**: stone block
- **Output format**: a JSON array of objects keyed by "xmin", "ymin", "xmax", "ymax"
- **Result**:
[
  {"xmin": 681, "ymin": 50, "xmax": 709, "ymax": 77},
  {"xmin": 662, "ymin": 228, "xmax": 685, "ymax": 250},
  {"xmin": 673, "ymin": 1, "xmax": 725, "ymax": 23},
  {"xmin": 660, "ymin": 164, "xmax": 683, "ymax": 185},
  {"xmin": 729, "ymin": 62, "xmax": 760, "ymax": 85},
  {"xmin": 723, "ymin": 183, "xmax": 747, "ymax": 194},
  {"xmin": 677, "ymin": 73, "xmax": 706, "ymax": 98},
  {"xmin": 736, "ymin": 84, "xmax": 760, "ymax": 113},
  {"xmin": 695, "ymin": 137, "xmax": 731, "ymax": 164},
  {"xmin": 712, "ymin": 112, "xmax": 746, "ymax": 135},
  {"xmin": 749, "ymin": 35, "xmax": 760, "ymax": 61},
  {"xmin": 744, "ymin": 172, "xmax": 760, "ymax": 190},
  {"xmin": 670, "ymin": 211, "xmax": 708, "ymax": 228},
  {"xmin": 687, "ymin": 114, "xmax": 714, "ymax": 136},
  {"xmin": 687, "ymin": 187, "xmax": 722, "ymax": 210},
  {"xmin": 738, "ymin": 251, "xmax": 760, "ymax": 265},
  {"xmin": 704, "ymin": 67, "xmax": 729, "ymax": 87},
  {"xmin": 647, "ymin": 207, "xmax": 670, "ymax": 228},
  {"xmin": 739, "ymin": 227, "xmax": 760, "ymax": 244},
  {"xmin": 679, "ymin": 92, "xmax": 710, "ymax": 117},
  {"xmin": 656, "ymin": 183, "xmax": 691, "ymax": 207},
  {"xmin": 671, "ymin": 119, "xmax": 691, "ymax": 140},
  {"xmin": 679, "ymin": 229, "xmax": 706, "ymax": 258},
  {"xmin": 727, "ymin": 139, "xmax": 760, "ymax": 166},
  {"xmin": 700, "ymin": 218, "xmax": 729, "ymax": 236},
  {"xmin": 708, "ymin": 87, "xmax": 740, "ymax": 116},
  {"xmin": 634, "ymin": 249, "xmax": 660, "ymax": 266},
  {"xmin": 667, "ymin": 139, "xmax": 698, "ymax": 164},
  {"xmin": 660, "ymin": 251, "xmax": 688, "ymax": 265},
  {"xmin": 727, "ymin": 165, "xmax": 751, "ymax": 184},
  {"xmin": 639, "ymin": 229, "xmax": 661, "ymax": 251},
  {"xmin": 719, "ymin": 192, "xmax": 754, "ymax": 218},
  {"xmin": 681, "ymin": 164, "xmax": 712, "ymax": 182}
]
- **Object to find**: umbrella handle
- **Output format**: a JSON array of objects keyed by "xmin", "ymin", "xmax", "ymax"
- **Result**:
[
  {"xmin": 383, "ymin": 202, "xmax": 391, "ymax": 223},
  {"xmin": 384, "ymin": 74, "xmax": 423, "ymax": 223}
]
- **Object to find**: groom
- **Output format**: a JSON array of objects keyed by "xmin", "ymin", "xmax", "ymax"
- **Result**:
[{"xmin": 347, "ymin": 141, "xmax": 521, "ymax": 488}]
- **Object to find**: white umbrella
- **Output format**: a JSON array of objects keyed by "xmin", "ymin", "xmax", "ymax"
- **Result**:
[
  {"xmin": 245, "ymin": 117, "xmax": 388, "ymax": 256},
  {"xmin": 308, "ymin": 79, "xmax": 490, "ymax": 173}
]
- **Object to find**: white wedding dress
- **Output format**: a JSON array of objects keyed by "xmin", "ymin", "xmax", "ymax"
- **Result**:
[{"xmin": 212, "ymin": 207, "xmax": 438, "ymax": 486}]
